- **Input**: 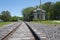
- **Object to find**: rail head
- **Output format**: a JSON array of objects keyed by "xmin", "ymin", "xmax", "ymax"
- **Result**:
[
  {"xmin": 25, "ymin": 22, "xmax": 47, "ymax": 40},
  {"xmin": 0, "ymin": 22, "xmax": 22, "ymax": 40}
]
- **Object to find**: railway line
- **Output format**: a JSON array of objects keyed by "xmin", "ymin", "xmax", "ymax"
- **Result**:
[
  {"xmin": 0, "ymin": 22, "xmax": 45, "ymax": 40},
  {"xmin": 8, "ymin": 22, "xmax": 35, "ymax": 40},
  {"xmin": 0, "ymin": 22, "xmax": 59, "ymax": 40}
]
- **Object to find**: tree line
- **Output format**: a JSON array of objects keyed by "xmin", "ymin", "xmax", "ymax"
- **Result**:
[
  {"xmin": 22, "ymin": 2, "xmax": 60, "ymax": 21},
  {"xmin": 0, "ymin": 11, "xmax": 22, "ymax": 22}
]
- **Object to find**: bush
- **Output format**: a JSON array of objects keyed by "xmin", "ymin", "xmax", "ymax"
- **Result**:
[{"xmin": 33, "ymin": 19, "xmax": 40, "ymax": 21}]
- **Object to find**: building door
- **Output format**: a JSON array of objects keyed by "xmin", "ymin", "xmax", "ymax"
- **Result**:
[{"xmin": 37, "ymin": 14, "xmax": 40, "ymax": 19}]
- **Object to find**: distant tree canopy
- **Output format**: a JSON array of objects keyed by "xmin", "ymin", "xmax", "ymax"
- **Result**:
[
  {"xmin": 22, "ymin": 7, "xmax": 35, "ymax": 21},
  {"xmin": 10, "ymin": 16, "xmax": 18, "ymax": 21},
  {"xmin": 39, "ymin": 2, "xmax": 54, "ymax": 20},
  {"xmin": 53, "ymin": 2, "xmax": 60, "ymax": 20},
  {"xmin": 0, "ymin": 11, "xmax": 22, "ymax": 22},
  {"xmin": 22, "ymin": 2, "xmax": 60, "ymax": 21},
  {"xmin": 18, "ymin": 17, "xmax": 23, "ymax": 20},
  {"xmin": 0, "ymin": 11, "xmax": 11, "ymax": 21}
]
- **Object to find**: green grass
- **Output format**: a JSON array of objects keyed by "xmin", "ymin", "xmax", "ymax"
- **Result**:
[
  {"xmin": 0, "ymin": 22, "xmax": 13, "ymax": 27},
  {"xmin": 33, "ymin": 20, "xmax": 60, "ymax": 24}
]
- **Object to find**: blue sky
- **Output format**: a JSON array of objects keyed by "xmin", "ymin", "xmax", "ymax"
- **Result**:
[{"xmin": 0, "ymin": 0, "xmax": 59, "ymax": 17}]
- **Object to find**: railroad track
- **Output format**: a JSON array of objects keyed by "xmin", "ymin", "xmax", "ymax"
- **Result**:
[
  {"xmin": 25, "ymin": 22, "xmax": 47, "ymax": 40},
  {"xmin": 0, "ymin": 22, "xmax": 22, "ymax": 40},
  {"xmin": 8, "ymin": 22, "xmax": 35, "ymax": 40},
  {"xmin": 0, "ymin": 22, "xmax": 47, "ymax": 40},
  {"xmin": 25, "ymin": 22, "xmax": 41, "ymax": 40}
]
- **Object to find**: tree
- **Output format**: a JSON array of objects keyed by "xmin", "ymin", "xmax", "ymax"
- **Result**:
[
  {"xmin": 53, "ymin": 2, "xmax": 60, "ymax": 20},
  {"xmin": 10, "ymin": 16, "xmax": 18, "ymax": 21},
  {"xmin": 0, "ymin": 15, "xmax": 1, "ymax": 19},
  {"xmin": 22, "ymin": 7, "xmax": 35, "ymax": 21},
  {"xmin": 22, "ymin": 2, "xmax": 60, "ymax": 20},
  {"xmin": 1, "ymin": 11, "xmax": 11, "ymax": 21},
  {"xmin": 44, "ymin": 2, "xmax": 54, "ymax": 20},
  {"xmin": 39, "ymin": 2, "xmax": 54, "ymax": 20},
  {"xmin": 18, "ymin": 17, "xmax": 23, "ymax": 20}
]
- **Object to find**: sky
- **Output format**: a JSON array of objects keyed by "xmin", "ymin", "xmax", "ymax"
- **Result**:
[{"xmin": 0, "ymin": 0, "xmax": 60, "ymax": 17}]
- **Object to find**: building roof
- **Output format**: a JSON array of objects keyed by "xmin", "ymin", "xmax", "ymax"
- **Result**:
[{"xmin": 33, "ymin": 8, "xmax": 46, "ymax": 12}]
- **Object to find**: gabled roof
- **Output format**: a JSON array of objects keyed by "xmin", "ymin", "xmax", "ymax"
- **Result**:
[{"xmin": 33, "ymin": 8, "xmax": 46, "ymax": 12}]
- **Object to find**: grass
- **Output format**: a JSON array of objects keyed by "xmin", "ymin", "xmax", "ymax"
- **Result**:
[
  {"xmin": 33, "ymin": 20, "xmax": 60, "ymax": 24},
  {"xmin": 0, "ymin": 22, "xmax": 13, "ymax": 27}
]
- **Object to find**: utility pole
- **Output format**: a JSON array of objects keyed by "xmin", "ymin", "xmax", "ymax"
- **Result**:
[
  {"xmin": 40, "ymin": 0, "xmax": 41, "ymax": 6},
  {"xmin": 39, "ymin": 0, "xmax": 41, "ymax": 8},
  {"xmin": 39, "ymin": 0, "xmax": 42, "ymax": 22}
]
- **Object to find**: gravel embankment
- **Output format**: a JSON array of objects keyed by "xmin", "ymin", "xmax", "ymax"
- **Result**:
[
  {"xmin": 0, "ymin": 22, "xmax": 22, "ymax": 40},
  {"xmin": 8, "ymin": 22, "xmax": 35, "ymax": 40},
  {"xmin": 26, "ymin": 22, "xmax": 60, "ymax": 40}
]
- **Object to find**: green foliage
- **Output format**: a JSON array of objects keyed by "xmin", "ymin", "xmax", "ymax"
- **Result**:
[
  {"xmin": 0, "ymin": 22, "xmax": 12, "ymax": 27},
  {"xmin": 53, "ymin": 2, "xmax": 60, "ymax": 20},
  {"xmin": 40, "ymin": 2, "xmax": 54, "ymax": 20},
  {"xmin": 33, "ymin": 20, "xmax": 60, "ymax": 24},
  {"xmin": 22, "ymin": 7, "xmax": 35, "ymax": 21},
  {"xmin": 10, "ymin": 16, "xmax": 18, "ymax": 21},
  {"xmin": 18, "ymin": 17, "xmax": 23, "ymax": 20},
  {"xmin": 0, "ymin": 10, "xmax": 23, "ymax": 22},
  {"xmin": 22, "ymin": 2, "xmax": 60, "ymax": 21},
  {"xmin": 1, "ymin": 11, "xmax": 11, "ymax": 21},
  {"xmin": 33, "ymin": 19, "xmax": 40, "ymax": 21},
  {"xmin": 39, "ymin": 2, "xmax": 60, "ymax": 20},
  {"xmin": 0, "ymin": 15, "xmax": 1, "ymax": 18}
]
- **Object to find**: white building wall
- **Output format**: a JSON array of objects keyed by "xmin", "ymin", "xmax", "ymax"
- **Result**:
[
  {"xmin": 33, "ymin": 12, "xmax": 45, "ymax": 20},
  {"xmin": 42, "ymin": 13, "xmax": 45, "ymax": 20},
  {"xmin": 34, "ymin": 13, "xmax": 38, "ymax": 19}
]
